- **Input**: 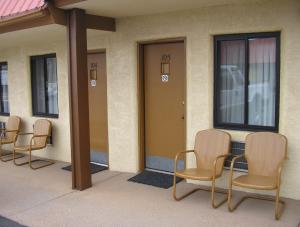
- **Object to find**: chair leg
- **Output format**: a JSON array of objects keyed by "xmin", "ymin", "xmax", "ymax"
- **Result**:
[
  {"xmin": 275, "ymin": 186, "xmax": 284, "ymax": 220},
  {"xmin": 0, "ymin": 146, "xmax": 24, "ymax": 162},
  {"xmin": 1, "ymin": 153, "xmax": 24, "ymax": 162},
  {"xmin": 13, "ymin": 149, "xmax": 54, "ymax": 169},
  {"xmin": 13, "ymin": 149, "xmax": 29, "ymax": 166},
  {"xmin": 173, "ymin": 175, "xmax": 199, "ymax": 201},
  {"xmin": 173, "ymin": 174, "xmax": 227, "ymax": 209},
  {"xmin": 227, "ymin": 178, "xmax": 235, "ymax": 212},
  {"xmin": 28, "ymin": 149, "xmax": 55, "ymax": 170},
  {"xmin": 29, "ymin": 158, "xmax": 55, "ymax": 170},
  {"xmin": 228, "ymin": 185, "xmax": 285, "ymax": 220},
  {"xmin": 211, "ymin": 178, "xmax": 228, "ymax": 208}
]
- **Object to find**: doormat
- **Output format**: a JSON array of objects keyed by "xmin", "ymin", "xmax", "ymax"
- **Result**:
[
  {"xmin": 0, "ymin": 215, "xmax": 27, "ymax": 227},
  {"xmin": 128, "ymin": 170, "xmax": 183, "ymax": 189},
  {"xmin": 62, "ymin": 163, "xmax": 108, "ymax": 174}
]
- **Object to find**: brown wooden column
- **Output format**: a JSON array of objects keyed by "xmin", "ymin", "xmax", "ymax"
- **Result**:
[{"xmin": 67, "ymin": 8, "xmax": 91, "ymax": 190}]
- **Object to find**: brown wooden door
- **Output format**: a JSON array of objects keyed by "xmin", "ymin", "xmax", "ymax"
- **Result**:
[
  {"xmin": 144, "ymin": 42, "xmax": 185, "ymax": 172},
  {"xmin": 88, "ymin": 53, "xmax": 109, "ymax": 165}
]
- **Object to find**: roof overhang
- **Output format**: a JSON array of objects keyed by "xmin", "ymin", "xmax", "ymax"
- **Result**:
[
  {"xmin": 0, "ymin": 2, "xmax": 66, "ymax": 34},
  {"xmin": 54, "ymin": 0, "xmax": 86, "ymax": 7},
  {"xmin": 58, "ymin": 0, "xmax": 262, "ymax": 18},
  {"xmin": 0, "ymin": 0, "xmax": 114, "ymax": 35}
]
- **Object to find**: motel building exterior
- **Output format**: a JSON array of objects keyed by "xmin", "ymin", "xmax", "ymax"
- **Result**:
[{"xmin": 0, "ymin": 0, "xmax": 300, "ymax": 226}]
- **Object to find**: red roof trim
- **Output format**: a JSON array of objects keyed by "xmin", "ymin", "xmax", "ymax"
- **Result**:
[{"xmin": 0, "ymin": 0, "xmax": 47, "ymax": 21}]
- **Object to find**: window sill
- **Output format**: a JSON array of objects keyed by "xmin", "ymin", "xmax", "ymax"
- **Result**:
[
  {"xmin": 32, "ymin": 114, "xmax": 59, "ymax": 119},
  {"xmin": 214, "ymin": 124, "xmax": 278, "ymax": 133},
  {"xmin": 0, "ymin": 113, "xmax": 10, "ymax": 116}
]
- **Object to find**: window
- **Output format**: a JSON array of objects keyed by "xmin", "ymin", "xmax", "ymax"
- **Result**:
[
  {"xmin": 0, "ymin": 62, "xmax": 9, "ymax": 115},
  {"xmin": 214, "ymin": 32, "xmax": 280, "ymax": 131},
  {"xmin": 31, "ymin": 54, "xmax": 59, "ymax": 118}
]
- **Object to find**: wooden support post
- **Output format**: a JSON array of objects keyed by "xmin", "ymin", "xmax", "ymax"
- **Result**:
[{"xmin": 67, "ymin": 8, "xmax": 91, "ymax": 190}]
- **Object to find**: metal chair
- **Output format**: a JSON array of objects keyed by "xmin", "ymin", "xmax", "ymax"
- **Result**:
[
  {"xmin": 0, "ymin": 116, "xmax": 23, "ymax": 162},
  {"xmin": 173, "ymin": 129, "xmax": 231, "ymax": 208},
  {"xmin": 228, "ymin": 132, "xmax": 288, "ymax": 220},
  {"xmin": 13, "ymin": 119, "xmax": 54, "ymax": 170}
]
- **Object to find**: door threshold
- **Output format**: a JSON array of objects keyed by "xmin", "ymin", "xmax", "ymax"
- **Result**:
[
  {"xmin": 90, "ymin": 162, "xmax": 108, "ymax": 167},
  {"xmin": 145, "ymin": 168, "xmax": 174, "ymax": 175}
]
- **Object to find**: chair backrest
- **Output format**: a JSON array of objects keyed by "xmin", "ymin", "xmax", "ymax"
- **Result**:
[
  {"xmin": 33, "ymin": 119, "xmax": 52, "ymax": 148},
  {"xmin": 245, "ymin": 132, "xmax": 287, "ymax": 177},
  {"xmin": 194, "ymin": 129, "xmax": 231, "ymax": 175},
  {"xmin": 6, "ymin": 116, "xmax": 21, "ymax": 142}
]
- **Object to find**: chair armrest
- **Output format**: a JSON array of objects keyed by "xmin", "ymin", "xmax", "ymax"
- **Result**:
[
  {"xmin": 174, "ymin": 150, "xmax": 195, "ymax": 172},
  {"xmin": 4, "ymin": 129, "xmax": 19, "ymax": 133},
  {"xmin": 229, "ymin": 155, "xmax": 245, "ymax": 181},
  {"xmin": 18, "ymin": 132, "xmax": 34, "ymax": 136},
  {"xmin": 13, "ymin": 132, "xmax": 34, "ymax": 146},
  {"xmin": 32, "ymin": 134, "xmax": 49, "ymax": 138},
  {"xmin": 212, "ymin": 154, "xmax": 230, "ymax": 178},
  {"xmin": 230, "ymin": 155, "xmax": 245, "ymax": 171},
  {"xmin": 0, "ymin": 129, "xmax": 18, "ymax": 135},
  {"xmin": 277, "ymin": 160, "xmax": 285, "ymax": 187},
  {"xmin": 0, "ymin": 129, "xmax": 19, "ymax": 141}
]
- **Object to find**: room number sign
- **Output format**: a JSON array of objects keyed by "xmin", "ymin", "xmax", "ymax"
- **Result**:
[{"xmin": 162, "ymin": 74, "xmax": 169, "ymax": 82}]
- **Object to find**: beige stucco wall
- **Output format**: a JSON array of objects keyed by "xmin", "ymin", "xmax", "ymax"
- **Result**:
[
  {"xmin": 0, "ymin": 38, "xmax": 71, "ymax": 162},
  {"xmin": 0, "ymin": 0, "xmax": 299, "ymax": 199},
  {"xmin": 88, "ymin": 0, "xmax": 300, "ymax": 199}
]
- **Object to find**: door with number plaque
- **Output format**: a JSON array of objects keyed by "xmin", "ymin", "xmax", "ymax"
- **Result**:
[
  {"xmin": 88, "ymin": 52, "xmax": 109, "ymax": 166},
  {"xmin": 143, "ymin": 41, "xmax": 185, "ymax": 172}
]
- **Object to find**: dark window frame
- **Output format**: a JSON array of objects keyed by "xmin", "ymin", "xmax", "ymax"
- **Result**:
[
  {"xmin": 0, "ymin": 62, "xmax": 10, "ymax": 116},
  {"xmin": 31, "ymin": 53, "xmax": 59, "ymax": 118},
  {"xmin": 213, "ymin": 32, "xmax": 280, "ymax": 132}
]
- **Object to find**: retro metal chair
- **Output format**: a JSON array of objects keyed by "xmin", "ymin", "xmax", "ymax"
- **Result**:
[
  {"xmin": 228, "ymin": 132, "xmax": 288, "ymax": 220},
  {"xmin": 0, "ymin": 116, "xmax": 23, "ymax": 162},
  {"xmin": 173, "ymin": 129, "xmax": 231, "ymax": 208},
  {"xmin": 13, "ymin": 119, "xmax": 54, "ymax": 170}
]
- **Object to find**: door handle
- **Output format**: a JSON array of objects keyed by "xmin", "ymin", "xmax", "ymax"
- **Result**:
[{"xmin": 181, "ymin": 116, "xmax": 185, "ymax": 120}]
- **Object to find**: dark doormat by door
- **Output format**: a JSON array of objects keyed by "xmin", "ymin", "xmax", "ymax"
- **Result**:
[
  {"xmin": 0, "ymin": 215, "xmax": 27, "ymax": 227},
  {"xmin": 62, "ymin": 163, "xmax": 108, "ymax": 174},
  {"xmin": 128, "ymin": 170, "xmax": 183, "ymax": 189}
]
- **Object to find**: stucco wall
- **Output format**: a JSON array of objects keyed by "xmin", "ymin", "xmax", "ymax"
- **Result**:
[
  {"xmin": 0, "ymin": 39, "xmax": 71, "ymax": 162},
  {"xmin": 88, "ymin": 0, "xmax": 300, "ymax": 199},
  {"xmin": 0, "ymin": 0, "xmax": 299, "ymax": 199}
]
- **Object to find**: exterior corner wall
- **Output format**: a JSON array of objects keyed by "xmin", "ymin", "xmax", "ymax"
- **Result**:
[{"xmin": 1, "ymin": 0, "xmax": 300, "ymax": 200}]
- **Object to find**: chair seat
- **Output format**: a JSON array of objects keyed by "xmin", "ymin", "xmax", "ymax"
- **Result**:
[
  {"xmin": 0, "ymin": 138, "xmax": 14, "ymax": 144},
  {"xmin": 14, "ymin": 145, "xmax": 45, "ymax": 151},
  {"xmin": 233, "ymin": 174, "xmax": 277, "ymax": 190},
  {"xmin": 175, "ymin": 168, "xmax": 216, "ymax": 180}
]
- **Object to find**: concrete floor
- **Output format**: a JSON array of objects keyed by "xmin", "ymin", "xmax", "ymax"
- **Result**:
[{"xmin": 0, "ymin": 159, "xmax": 300, "ymax": 227}]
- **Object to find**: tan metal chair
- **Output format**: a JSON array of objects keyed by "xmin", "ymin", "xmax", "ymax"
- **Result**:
[
  {"xmin": 173, "ymin": 129, "xmax": 231, "ymax": 208},
  {"xmin": 13, "ymin": 119, "xmax": 55, "ymax": 170},
  {"xmin": 228, "ymin": 132, "xmax": 288, "ymax": 220},
  {"xmin": 0, "ymin": 116, "xmax": 24, "ymax": 162}
]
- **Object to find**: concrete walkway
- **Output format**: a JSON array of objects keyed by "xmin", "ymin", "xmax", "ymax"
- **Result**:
[{"xmin": 0, "ymin": 160, "xmax": 299, "ymax": 227}]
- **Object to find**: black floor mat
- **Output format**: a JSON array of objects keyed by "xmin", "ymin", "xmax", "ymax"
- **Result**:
[
  {"xmin": 128, "ymin": 170, "xmax": 183, "ymax": 189},
  {"xmin": 0, "ymin": 215, "xmax": 27, "ymax": 227},
  {"xmin": 62, "ymin": 163, "xmax": 108, "ymax": 174}
]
